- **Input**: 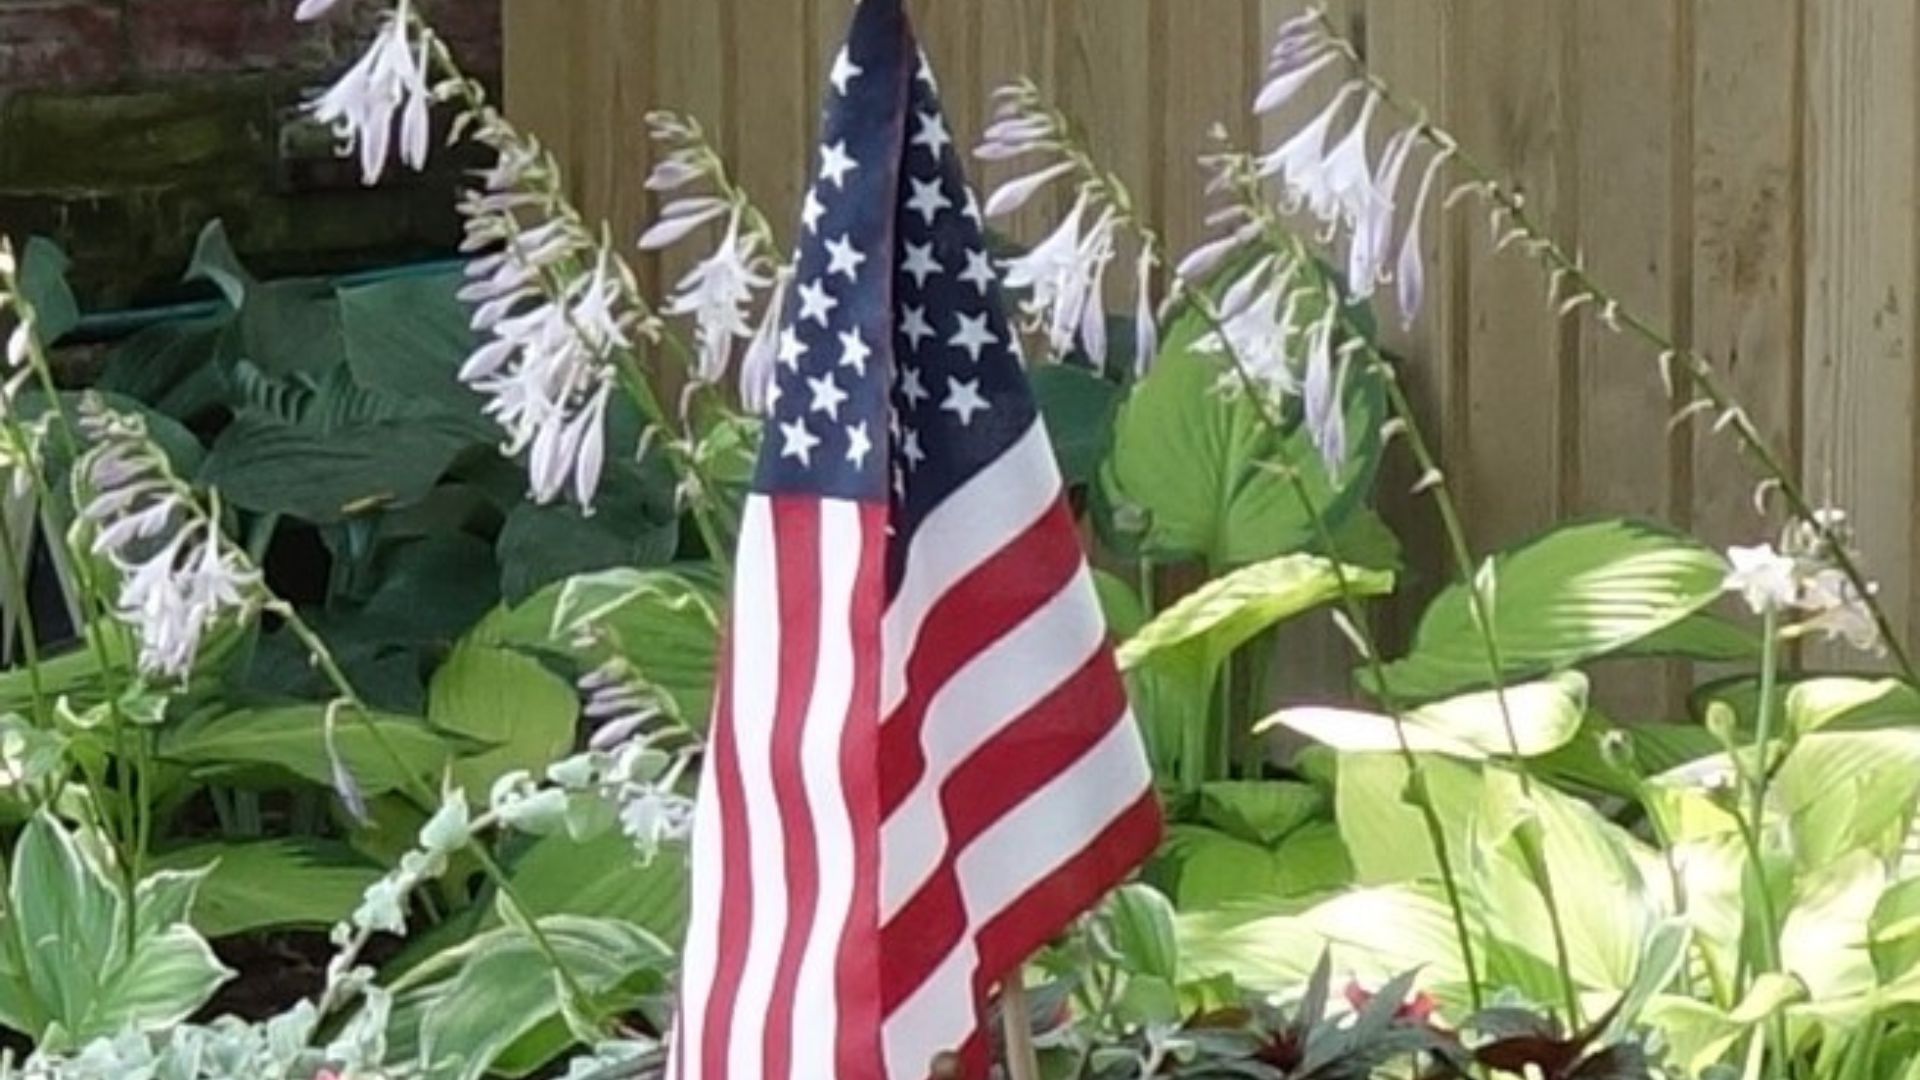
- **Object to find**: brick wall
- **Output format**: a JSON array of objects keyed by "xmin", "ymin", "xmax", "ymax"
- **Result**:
[{"xmin": 0, "ymin": 0, "xmax": 501, "ymax": 310}]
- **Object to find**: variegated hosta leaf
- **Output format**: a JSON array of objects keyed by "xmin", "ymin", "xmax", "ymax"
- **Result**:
[
  {"xmin": 1118, "ymin": 553, "xmax": 1392, "ymax": 676},
  {"xmin": 1258, "ymin": 672, "xmax": 1589, "ymax": 760},
  {"xmin": 1366, "ymin": 519, "xmax": 1728, "ymax": 701},
  {"xmin": 4, "ymin": 814, "xmax": 231, "ymax": 1051}
]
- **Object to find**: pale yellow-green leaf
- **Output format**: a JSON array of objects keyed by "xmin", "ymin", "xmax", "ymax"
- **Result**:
[
  {"xmin": 1259, "ymin": 672, "xmax": 1588, "ymax": 760},
  {"xmin": 1118, "ymin": 554, "xmax": 1391, "ymax": 675}
]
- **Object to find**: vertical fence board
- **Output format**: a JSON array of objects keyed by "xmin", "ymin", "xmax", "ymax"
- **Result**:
[
  {"xmin": 1573, "ymin": 0, "xmax": 1686, "ymax": 718},
  {"xmin": 1363, "ymin": 0, "xmax": 1457, "ymax": 652},
  {"xmin": 731, "ymin": 0, "xmax": 812, "ymax": 248},
  {"xmin": 1689, "ymin": 0, "xmax": 1802, "ymax": 557},
  {"xmin": 1802, "ymin": 0, "xmax": 1916, "ymax": 667},
  {"xmin": 1453, "ymin": 0, "xmax": 1567, "ymax": 553},
  {"xmin": 1156, "ymin": 1, "xmax": 1254, "ymax": 261}
]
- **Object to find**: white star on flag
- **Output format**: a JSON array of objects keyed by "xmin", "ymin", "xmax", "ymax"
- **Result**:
[
  {"xmin": 899, "ymin": 365, "xmax": 930, "ymax": 407},
  {"xmin": 807, "ymin": 372, "xmax": 849, "ymax": 420},
  {"xmin": 837, "ymin": 328, "xmax": 872, "ymax": 375},
  {"xmin": 777, "ymin": 327, "xmax": 808, "ymax": 369},
  {"xmin": 900, "ymin": 305, "xmax": 935, "ymax": 351},
  {"xmin": 949, "ymin": 311, "xmax": 998, "ymax": 362},
  {"xmin": 912, "ymin": 110, "xmax": 952, "ymax": 158},
  {"xmin": 960, "ymin": 249, "xmax": 995, "ymax": 295},
  {"xmin": 778, "ymin": 416, "xmax": 819, "ymax": 465},
  {"xmin": 797, "ymin": 280, "xmax": 838, "ymax": 327},
  {"xmin": 941, "ymin": 376, "xmax": 991, "ymax": 426},
  {"xmin": 902, "ymin": 242, "xmax": 942, "ymax": 288},
  {"xmin": 826, "ymin": 235, "xmax": 868, "ymax": 282},
  {"xmin": 820, "ymin": 141, "xmax": 858, "ymax": 188},
  {"xmin": 830, "ymin": 46, "xmax": 863, "ymax": 94},
  {"xmin": 801, "ymin": 189, "xmax": 826, "ymax": 233},
  {"xmin": 845, "ymin": 421, "xmax": 873, "ymax": 467},
  {"xmin": 906, "ymin": 177, "xmax": 952, "ymax": 225}
]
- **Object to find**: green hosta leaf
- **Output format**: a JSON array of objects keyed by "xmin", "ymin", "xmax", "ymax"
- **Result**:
[
  {"xmin": 1197, "ymin": 780, "xmax": 1325, "ymax": 847},
  {"xmin": 339, "ymin": 272, "xmax": 487, "ymax": 427},
  {"xmin": 1368, "ymin": 519, "xmax": 1729, "ymax": 701},
  {"xmin": 1613, "ymin": 611, "xmax": 1759, "ymax": 663},
  {"xmin": 1260, "ymin": 672, "xmax": 1589, "ymax": 760},
  {"xmin": 1031, "ymin": 363, "xmax": 1122, "ymax": 486},
  {"xmin": 77, "ymin": 925, "xmax": 231, "ymax": 1045},
  {"xmin": 5, "ymin": 815, "xmax": 230, "ymax": 1050},
  {"xmin": 541, "ymin": 567, "xmax": 723, "ymax": 726},
  {"xmin": 1772, "ymin": 731, "xmax": 1920, "ymax": 868},
  {"xmin": 1105, "ymin": 885, "xmax": 1180, "ymax": 982},
  {"xmin": 1158, "ymin": 823, "xmax": 1350, "ymax": 908},
  {"xmin": 18, "ymin": 237, "xmax": 80, "ymax": 344},
  {"xmin": 1101, "ymin": 299, "xmax": 1386, "ymax": 567},
  {"xmin": 1092, "ymin": 569, "xmax": 1149, "ymax": 640},
  {"xmin": 1785, "ymin": 677, "xmax": 1920, "ymax": 735},
  {"xmin": 494, "ymin": 834, "xmax": 689, "ymax": 948},
  {"xmin": 1471, "ymin": 767, "xmax": 1667, "ymax": 994},
  {"xmin": 386, "ymin": 916, "xmax": 672, "ymax": 1080},
  {"xmin": 1119, "ymin": 554, "xmax": 1392, "ymax": 676},
  {"xmin": 151, "ymin": 839, "xmax": 383, "ymax": 937},
  {"xmin": 159, "ymin": 705, "xmax": 462, "ymax": 795},
  {"xmin": 1781, "ymin": 850, "xmax": 1883, "ymax": 1002},
  {"xmin": 184, "ymin": 219, "xmax": 254, "ymax": 309},
  {"xmin": 430, "ymin": 643, "xmax": 579, "ymax": 795},
  {"xmin": 199, "ymin": 407, "xmax": 480, "ymax": 523},
  {"xmin": 1180, "ymin": 884, "xmax": 1471, "ymax": 1008},
  {"xmin": 9, "ymin": 813, "xmax": 119, "ymax": 1035},
  {"xmin": 1334, "ymin": 752, "xmax": 1482, "ymax": 887}
]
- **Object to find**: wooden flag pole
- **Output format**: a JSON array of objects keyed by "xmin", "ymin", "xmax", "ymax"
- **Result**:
[{"xmin": 1002, "ymin": 977, "xmax": 1041, "ymax": 1080}]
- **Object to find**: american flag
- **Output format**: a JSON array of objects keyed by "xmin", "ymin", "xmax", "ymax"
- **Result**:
[{"xmin": 668, "ymin": 1, "xmax": 1161, "ymax": 1077}]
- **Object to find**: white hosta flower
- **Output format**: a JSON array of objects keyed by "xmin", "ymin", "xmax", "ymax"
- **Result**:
[
  {"xmin": 665, "ymin": 209, "xmax": 771, "ymax": 386},
  {"xmin": 1723, "ymin": 544, "xmax": 1800, "ymax": 615},
  {"xmin": 739, "ymin": 266, "xmax": 793, "ymax": 415},
  {"xmin": 294, "ymin": 0, "xmax": 346, "ymax": 19},
  {"xmin": 1001, "ymin": 193, "xmax": 1120, "ymax": 363},
  {"xmin": 1799, "ymin": 567, "xmax": 1883, "ymax": 654},
  {"xmin": 457, "ymin": 170, "xmax": 634, "ymax": 510},
  {"xmin": 1258, "ymin": 81, "xmax": 1361, "ymax": 204},
  {"xmin": 78, "ymin": 401, "xmax": 260, "ymax": 680},
  {"xmin": 308, "ymin": 3, "xmax": 432, "ymax": 185},
  {"xmin": 1132, "ymin": 246, "xmax": 1159, "ymax": 377},
  {"xmin": 1395, "ymin": 147, "xmax": 1452, "ymax": 327},
  {"xmin": 617, "ymin": 773, "xmax": 695, "ymax": 856},
  {"xmin": 984, "ymin": 159, "xmax": 1075, "ymax": 218}
]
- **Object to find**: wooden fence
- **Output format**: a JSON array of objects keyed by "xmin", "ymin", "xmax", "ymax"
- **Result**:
[{"xmin": 502, "ymin": 0, "xmax": 1920, "ymax": 711}]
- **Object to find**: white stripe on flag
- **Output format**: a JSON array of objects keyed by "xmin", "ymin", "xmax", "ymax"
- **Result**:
[
  {"xmin": 789, "ymin": 502, "xmax": 864, "ymax": 1076},
  {"xmin": 881, "ymin": 421, "xmax": 1058, "ymax": 716},
  {"xmin": 725, "ymin": 497, "xmax": 788, "ymax": 1077},
  {"xmin": 879, "ymin": 566, "xmax": 1106, "ymax": 919},
  {"xmin": 673, "ymin": 696, "xmax": 728, "ymax": 1080},
  {"xmin": 881, "ymin": 718, "xmax": 1154, "ymax": 1068}
]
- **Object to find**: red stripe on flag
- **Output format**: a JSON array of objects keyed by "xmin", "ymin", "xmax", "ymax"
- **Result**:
[
  {"xmin": 836, "ymin": 505, "xmax": 890, "ymax": 1080},
  {"xmin": 878, "ymin": 654, "xmax": 1129, "ymax": 1011},
  {"xmin": 879, "ymin": 500, "xmax": 1082, "ymax": 815},
  {"xmin": 697, "ymin": 645, "xmax": 751, "ymax": 1078},
  {"xmin": 762, "ymin": 498, "xmax": 825, "ymax": 1077},
  {"xmin": 974, "ymin": 790, "xmax": 1162, "ymax": 985}
]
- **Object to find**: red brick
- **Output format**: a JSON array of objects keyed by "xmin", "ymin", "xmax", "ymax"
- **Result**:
[
  {"xmin": 125, "ymin": 0, "xmax": 311, "ymax": 78},
  {"xmin": 0, "ymin": 1, "xmax": 123, "ymax": 90}
]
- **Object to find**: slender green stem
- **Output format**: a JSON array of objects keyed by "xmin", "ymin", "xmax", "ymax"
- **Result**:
[
  {"xmin": 271, "ymin": 601, "xmax": 606, "ymax": 1027},
  {"xmin": 1738, "ymin": 607, "xmax": 1794, "ymax": 1077},
  {"xmin": 0, "ymin": 506, "xmax": 47, "ymax": 721},
  {"xmin": 1188, "ymin": 298, "xmax": 1485, "ymax": 1010}
]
